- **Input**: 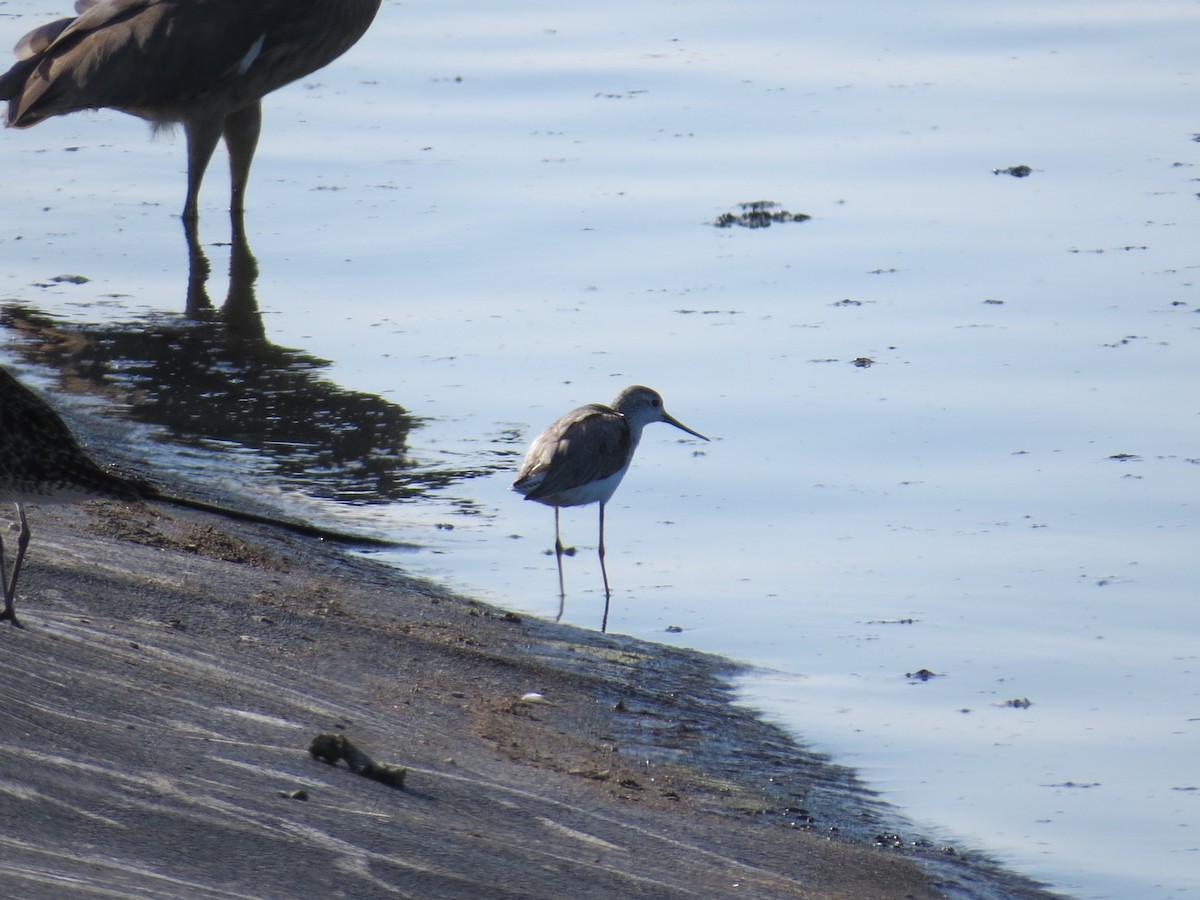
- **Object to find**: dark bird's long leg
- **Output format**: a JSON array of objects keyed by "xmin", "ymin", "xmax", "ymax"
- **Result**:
[
  {"xmin": 0, "ymin": 511, "xmax": 10, "ymax": 623},
  {"xmin": 223, "ymin": 101, "xmax": 263, "ymax": 216},
  {"xmin": 1, "ymin": 503, "xmax": 30, "ymax": 628},
  {"xmin": 182, "ymin": 113, "xmax": 227, "ymax": 221}
]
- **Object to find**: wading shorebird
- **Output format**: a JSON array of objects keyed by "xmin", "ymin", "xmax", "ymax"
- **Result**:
[
  {"xmin": 512, "ymin": 385, "xmax": 709, "ymax": 630},
  {"xmin": 0, "ymin": 0, "xmax": 382, "ymax": 221},
  {"xmin": 0, "ymin": 365, "xmax": 392, "ymax": 628}
]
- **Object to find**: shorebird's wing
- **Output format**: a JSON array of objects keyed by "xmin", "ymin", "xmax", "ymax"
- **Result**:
[{"xmin": 513, "ymin": 404, "xmax": 630, "ymax": 500}]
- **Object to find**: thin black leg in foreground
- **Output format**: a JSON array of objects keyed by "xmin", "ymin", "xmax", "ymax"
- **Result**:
[{"xmin": 1, "ymin": 503, "xmax": 30, "ymax": 628}]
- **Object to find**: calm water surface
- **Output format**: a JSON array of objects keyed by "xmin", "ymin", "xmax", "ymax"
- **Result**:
[{"xmin": 2, "ymin": 1, "xmax": 1198, "ymax": 897}]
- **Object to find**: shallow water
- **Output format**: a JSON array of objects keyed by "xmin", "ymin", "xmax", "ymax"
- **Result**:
[{"xmin": 3, "ymin": 1, "xmax": 1199, "ymax": 896}]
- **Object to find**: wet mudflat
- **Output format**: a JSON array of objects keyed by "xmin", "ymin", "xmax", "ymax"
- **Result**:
[{"xmin": 0, "ymin": 494, "xmax": 1054, "ymax": 898}]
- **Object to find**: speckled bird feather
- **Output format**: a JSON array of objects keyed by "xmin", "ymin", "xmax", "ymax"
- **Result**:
[{"xmin": 0, "ymin": 366, "xmax": 141, "ymax": 504}]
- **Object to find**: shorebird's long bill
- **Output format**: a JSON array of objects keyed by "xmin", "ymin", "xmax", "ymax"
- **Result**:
[{"xmin": 663, "ymin": 412, "xmax": 710, "ymax": 442}]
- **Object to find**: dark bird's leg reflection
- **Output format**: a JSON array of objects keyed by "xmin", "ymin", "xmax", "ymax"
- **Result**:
[
  {"xmin": 182, "ymin": 213, "xmax": 264, "ymax": 342},
  {"xmin": 223, "ymin": 212, "xmax": 264, "ymax": 341},
  {"xmin": 183, "ymin": 215, "xmax": 214, "ymax": 318}
]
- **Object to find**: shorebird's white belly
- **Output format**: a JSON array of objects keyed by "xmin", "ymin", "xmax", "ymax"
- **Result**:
[
  {"xmin": 517, "ymin": 464, "xmax": 631, "ymax": 509},
  {"xmin": 552, "ymin": 466, "xmax": 629, "ymax": 508}
]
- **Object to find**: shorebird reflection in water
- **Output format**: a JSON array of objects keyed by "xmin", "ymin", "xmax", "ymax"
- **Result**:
[
  {"xmin": 513, "ymin": 385, "xmax": 709, "ymax": 630},
  {"xmin": 0, "ymin": 0, "xmax": 382, "ymax": 221}
]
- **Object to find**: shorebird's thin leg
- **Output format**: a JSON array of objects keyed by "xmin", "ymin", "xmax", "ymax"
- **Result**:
[
  {"xmin": 598, "ymin": 502, "xmax": 611, "ymax": 633},
  {"xmin": 553, "ymin": 506, "xmax": 566, "ymax": 621},
  {"xmin": 1, "ymin": 503, "xmax": 28, "ymax": 628}
]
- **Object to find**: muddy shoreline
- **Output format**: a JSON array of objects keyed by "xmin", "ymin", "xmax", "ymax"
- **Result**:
[{"xmin": 0, "ymin": 486, "xmax": 1060, "ymax": 898}]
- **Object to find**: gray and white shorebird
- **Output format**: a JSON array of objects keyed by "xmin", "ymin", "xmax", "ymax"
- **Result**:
[
  {"xmin": 0, "ymin": 365, "xmax": 390, "ymax": 628},
  {"xmin": 512, "ymin": 385, "xmax": 709, "ymax": 629},
  {"xmin": 0, "ymin": 0, "xmax": 382, "ymax": 221}
]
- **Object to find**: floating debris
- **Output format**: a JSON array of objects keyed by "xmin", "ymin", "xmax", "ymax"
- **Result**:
[
  {"xmin": 905, "ymin": 668, "xmax": 941, "ymax": 682},
  {"xmin": 851, "ymin": 357, "xmax": 875, "ymax": 368},
  {"xmin": 595, "ymin": 89, "xmax": 649, "ymax": 100},
  {"xmin": 993, "ymin": 165, "xmax": 1032, "ymax": 177},
  {"xmin": 998, "ymin": 698, "xmax": 1033, "ymax": 709},
  {"xmin": 1069, "ymin": 245, "xmax": 1148, "ymax": 255},
  {"xmin": 1102, "ymin": 334, "xmax": 1147, "ymax": 347},
  {"xmin": 713, "ymin": 201, "xmax": 811, "ymax": 229}
]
